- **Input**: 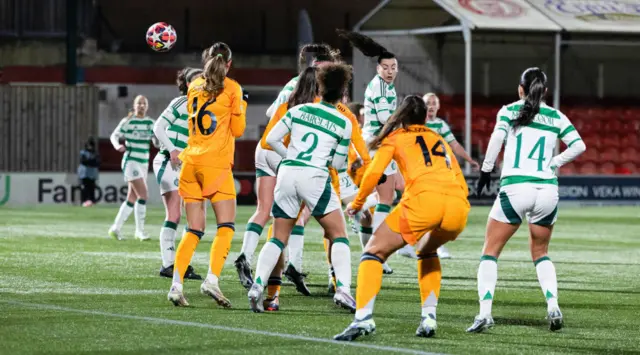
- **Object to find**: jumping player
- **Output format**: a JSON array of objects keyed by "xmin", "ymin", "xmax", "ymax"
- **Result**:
[{"xmin": 167, "ymin": 43, "xmax": 247, "ymax": 307}]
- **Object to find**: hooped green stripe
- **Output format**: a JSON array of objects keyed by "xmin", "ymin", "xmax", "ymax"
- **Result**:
[
  {"xmin": 375, "ymin": 204, "xmax": 392, "ymax": 213},
  {"xmin": 246, "ymin": 222, "xmax": 264, "ymax": 235},
  {"xmin": 534, "ymin": 256, "xmax": 551, "ymax": 266},
  {"xmin": 480, "ymin": 255, "xmax": 498, "ymax": 262},
  {"xmin": 163, "ymin": 221, "xmax": 178, "ymax": 230},
  {"xmin": 333, "ymin": 237, "xmax": 350, "ymax": 246},
  {"xmin": 292, "ymin": 225, "xmax": 305, "ymax": 235},
  {"xmin": 269, "ymin": 238, "xmax": 285, "ymax": 251}
]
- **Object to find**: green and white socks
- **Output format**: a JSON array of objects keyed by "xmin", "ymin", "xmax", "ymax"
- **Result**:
[
  {"xmin": 287, "ymin": 226, "xmax": 305, "ymax": 272},
  {"xmin": 535, "ymin": 256, "xmax": 559, "ymax": 312},
  {"xmin": 160, "ymin": 221, "xmax": 178, "ymax": 268},
  {"xmin": 477, "ymin": 255, "xmax": 498, "ymax": 318},
  {"xmin": 134, "ymin": 199, "xmax": 147, "ymax": 234},
  {"xmin": 112, "ymin": 200, "xmax": 134, "ymax": 231},
  {"xmin": 330, "ymin": 237, "xmax": 352, "ymax": 294},
  {"xmin": 477, "ymin": 255, "xmax": 560, "ymax": 317},
  {"xmin": 240, "ymin": 222, "xmax": 264, "ymax": 264}
]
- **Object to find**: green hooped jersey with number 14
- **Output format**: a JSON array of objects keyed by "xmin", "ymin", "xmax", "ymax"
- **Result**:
[
  {"xmin": 280, "ymin": 102, "xmax": 352, "ymax": 172},
  {"xmin": 496, "ymin": 100, "xmax": 581, "ymax": 186}
]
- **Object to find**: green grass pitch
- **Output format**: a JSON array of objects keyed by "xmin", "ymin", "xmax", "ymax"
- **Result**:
[{"xmin": 1, "ymin": 205, "xmax": 639, "ymax": 354}]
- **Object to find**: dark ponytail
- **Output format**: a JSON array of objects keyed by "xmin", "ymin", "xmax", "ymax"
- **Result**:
[
  {"xmin": 336, "ymin": 29, "xmax": 395, "ymax": 63},
  {"xmin": 288, "ymin": 67, "xmax": 318, "ymax": 107},
  {"xmin": 176, "ymin": 67, "xmax": 203, "ymax": 95},
  {"xmin": 298, "ymin": 43, "xmax": 341, "ymax": 72},
  {"xmin": 514, "ymin": 67, "xmax": 547, "ymax": 129},
  {"xmin": 368, "ymin": 95, "xmax": 426, "ymax": 149}
]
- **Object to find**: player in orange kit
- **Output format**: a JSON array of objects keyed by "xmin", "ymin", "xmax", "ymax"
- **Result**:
[
  {"xmin": 167, "ymin": 42, "xmax": 247, "ymax": 308},
  {"xmin": 334, "ymin": 95, "xmax": 470, "ymax": 341}
]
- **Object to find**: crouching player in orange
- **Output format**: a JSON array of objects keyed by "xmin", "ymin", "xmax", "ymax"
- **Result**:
[
  {"xmin": 167, "ymin": 42, "xmax": 247, "ymax": 307},
  {"xmin": 334, "ymin": 95, "xmax": 470, "ymax": 341}
]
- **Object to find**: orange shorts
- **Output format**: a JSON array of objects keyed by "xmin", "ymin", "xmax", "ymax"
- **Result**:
[
  {"xmin": 178, "ymin": 163, "xmax": 236, "ymax": 203},
  {"xmin": 386, "ymin": 191, "xmax": 470, "ymax": 246}
]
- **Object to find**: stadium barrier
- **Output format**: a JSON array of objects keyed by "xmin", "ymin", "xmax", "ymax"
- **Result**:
[
  {"xmin": 467, "ymin": 176, "xmax": 640, "ymax": 205},
  {"xmin": 1, "ymin": 173, "xmax": 638, "ymax": 207},
  {"xmin": 0, "ymin": 173, "xmax": 258, "ymax": 206}
]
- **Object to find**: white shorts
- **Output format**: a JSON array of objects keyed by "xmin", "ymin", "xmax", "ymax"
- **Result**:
[
  {"xmin": 272, "ymin": 166, "xmax": 342, "ymax": 219},
  {"xmin": 122, "ymin": 160, "xmax": 148, "ymax": 182},
  {"xmin": 152, "ymin": 153, "xmax": 179, "ymax": 195},
  {"xmin": 338, "ymin": 170, "xmax": 358, "ymax": 202},
  {"xmin": 255, "ymin": 144, "xmax": 282, "ymax": 178},
  {"xmin": 370, "ymin": 148, "xmax": 398, "ymax": 175},
  {"xmin": 489, "ymin": 183, "xmax": 559, "ymax": 225}
]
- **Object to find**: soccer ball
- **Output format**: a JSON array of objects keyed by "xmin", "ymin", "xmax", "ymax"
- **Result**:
[{"xmin": 146, "ymin": 22, "xmax": 177, "ymax": 52}]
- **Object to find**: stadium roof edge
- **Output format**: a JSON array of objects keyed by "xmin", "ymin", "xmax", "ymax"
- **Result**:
[{"xmin": 353, "ymin": 0, "xmax": 561, "ymax": 34}]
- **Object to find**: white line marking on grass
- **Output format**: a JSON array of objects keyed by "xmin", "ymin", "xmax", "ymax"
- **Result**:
[{"xmin": 2, "ymin": 300, "xmax": 443, "ymax": 355}]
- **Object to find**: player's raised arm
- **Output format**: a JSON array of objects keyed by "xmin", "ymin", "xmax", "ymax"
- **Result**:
[{"xmin": 230, "ymin": 83, "xmax": 247, "ymax": 138}]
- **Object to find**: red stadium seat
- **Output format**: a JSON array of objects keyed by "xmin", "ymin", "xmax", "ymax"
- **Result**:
[
  {"xmin": 599, "ymin": 162, "xmax": 616, "ymax": 175},
  {"xmin": 579, "ymin": 161, "xmax": 597, "ymax": 175}
]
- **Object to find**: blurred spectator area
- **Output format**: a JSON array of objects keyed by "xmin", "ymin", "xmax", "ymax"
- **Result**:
[
  {"xmin": 0, "ymin": 0, "xmax": 380, "ymax": 55},
  {"xmin": 438, "ymin": 96, "xmax": 640, "ymax": 176}
]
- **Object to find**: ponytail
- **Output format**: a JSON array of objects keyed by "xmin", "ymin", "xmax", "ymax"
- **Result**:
[
  {"xmin": 514, "ymin": 67, "xmax": 547, "ymax": 130},
  {"xmin": 199, "ymin": 42, "xmax": 232, "ymax": 98},
  {"xmin": 298, "ymin": 43, "xmax": 340, "ymax": 72},
  {"xmin": 368, "ymin": 95, "xmax": 426, "ymax": 149},
  {"xmin": 336, "ymin": 29, "xmax": 394, "ymax": 63},
  {"xmin": 513, "ymin": 79, "xmax": 544, "ymax": 129},
  {"xmin": 203, "ymin": 55, "xmax": 226, "ymax": 97}
]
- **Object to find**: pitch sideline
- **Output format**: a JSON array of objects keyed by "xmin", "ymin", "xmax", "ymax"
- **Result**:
[{"xmin": 1, "ymin": 299, "xmax": 444, "ymax": 355}]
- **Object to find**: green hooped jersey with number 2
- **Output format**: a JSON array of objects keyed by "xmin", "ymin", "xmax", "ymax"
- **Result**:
[
  {"xmin": 496, "ymin": 100, "xmax": 581, "ymax": 185},
  {"xmin": 280, "ymin": 102, "xmax": 352, "ymax": 172}
]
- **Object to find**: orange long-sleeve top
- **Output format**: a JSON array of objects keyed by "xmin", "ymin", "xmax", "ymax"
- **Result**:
[
  {"xmin": 180, "ymin": 76, "xmax": 246, "ymax": 168},
  {"xmin": 352, "ymin": 125, "xmax": 468, "ymax": 210}
]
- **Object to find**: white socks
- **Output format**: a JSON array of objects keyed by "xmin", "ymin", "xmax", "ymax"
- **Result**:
[
  {"xmin": 535, "ymin": 256, "xmax": 559, "ymax": 311},
  {"xmin": 240, "ymin": 222, "xmax": 264, "ymax": 264},
  {"xmin": 287, "ymin": 225, "xmax": 305, "ymax": 272},
  {"xmin": 330, "ymin": 237, "xmax": 352, "ymax": 294},
  {"xmin": 160, "ymin": 221, "xmax": 177, "ymax": 268},
  {"xmin": 134, "ymin": 199, "xmax": 147, "ymax": 233},
  {"xmin": 253, "ymin": 239, "xmax": 284, "ymax": 289},
  {"xmin": 477, "ymin": 256, "xmax": 498, "ymax": 318},
  {"xmin": 372, "ymin": 204, "xmax": 391, "ymax": 232},
  {"xmin": 112, "ymin": 200, "xmax": 134, "ymax": 231}
]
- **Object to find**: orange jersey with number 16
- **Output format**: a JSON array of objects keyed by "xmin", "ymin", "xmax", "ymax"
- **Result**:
[{"xmin": 180, "ymin": 76, "xmax": 246, "ymax": 168}]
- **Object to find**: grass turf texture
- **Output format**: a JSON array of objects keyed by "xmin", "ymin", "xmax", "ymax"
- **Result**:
[{"xmin": 1, "ymin": 205, "xmax": 639, "ymax": 355}]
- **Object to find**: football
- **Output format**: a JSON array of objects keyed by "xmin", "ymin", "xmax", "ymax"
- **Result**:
[{"xmin": 146, "ymin": 22, "xmax": 177, "ymax": 52}]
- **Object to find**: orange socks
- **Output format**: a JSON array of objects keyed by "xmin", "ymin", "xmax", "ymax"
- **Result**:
[
  {"xmin": 418, "ymin": 252, "xmax": 441, "ymax": 318},
  {"xmin": 354, "ymin": 253, "xmax": 384, "ymax": 320},
  {"xmin": 207, "ymin": 223, "xmax": 235, "ymax": 280},
  {"xmin": 172, "ymin": 229, "xmax": 203, "ymax": 284}
]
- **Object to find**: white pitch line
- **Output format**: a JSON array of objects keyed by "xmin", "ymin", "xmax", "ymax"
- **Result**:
[{"xmin": 1, "ymin": 300, "xmax": 443, "ymax": 355}]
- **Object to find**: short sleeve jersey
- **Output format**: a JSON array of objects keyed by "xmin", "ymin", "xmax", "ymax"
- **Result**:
[{"xmin": 494, "ymin": 100, "xmax": 582, "ymax": 185}]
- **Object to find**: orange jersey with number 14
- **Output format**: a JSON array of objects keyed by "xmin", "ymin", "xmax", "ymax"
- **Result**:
[
  {"xmin": 180, "ymin": 76, "xmax": 246, "ymax": 168},
  {"xmin": 353, "ymin": 125, "xmax": 467, "ymax": 210}
]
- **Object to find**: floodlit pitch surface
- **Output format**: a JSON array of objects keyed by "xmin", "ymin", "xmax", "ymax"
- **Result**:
[{"xmin": 1, "ymin": 205, "xmax": 639, "ymax": 354}]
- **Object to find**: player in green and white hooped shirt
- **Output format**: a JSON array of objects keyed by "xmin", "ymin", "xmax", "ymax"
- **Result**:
[
  {"xmin": 108, "ymin": 95, "xmax": 156, "ymax": 241},
  {"xmin": 338, "ymin": 29, "xmax": 405, "ymax": 260},
  {"xmin": 468, "ymin": 68, "xmax": 586, "ymax": 334},
  {"xmin": 153, "ymin": 68, "xmax": 203, "ymax": 280},
  {"xmin": 248, "ymin": 63, "xmax": 356, "ymax": 313},
  {"xmin": 236, "ymin": 44, "xmax": 339, "ymax": 295}
]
